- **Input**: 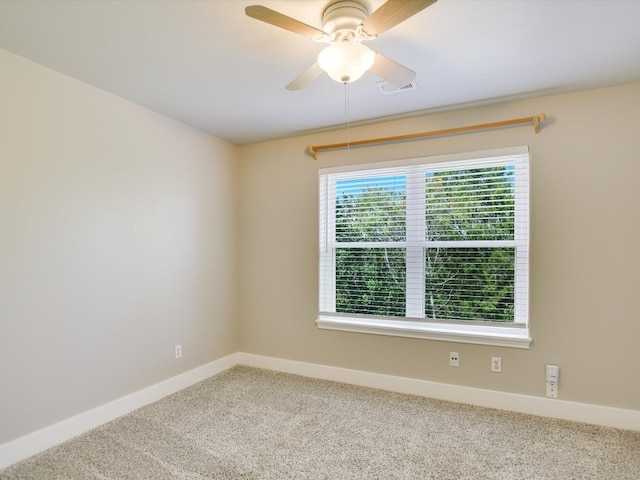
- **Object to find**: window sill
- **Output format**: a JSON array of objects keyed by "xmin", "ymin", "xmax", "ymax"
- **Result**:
[{"xmin": 316, "ymin": 315, "xmax": 531, "ymax": 349}]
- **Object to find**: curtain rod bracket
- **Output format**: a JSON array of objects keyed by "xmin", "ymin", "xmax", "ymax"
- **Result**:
[
  {"xmin": 305, "ymin": 113, "xmax": 547, "ymax": 159},
  {"xmin": 305, "ymin": 145, "xmax": 319, "ymax": 160},
  {"xmin": 534, "ymin": 113, "xmax": 546, "ymax": 134}
]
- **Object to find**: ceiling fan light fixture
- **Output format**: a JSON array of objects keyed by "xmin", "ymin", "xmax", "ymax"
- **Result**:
[{"xmin": 317, "ymin": 42, "xmax": 376, "ymax": 84}]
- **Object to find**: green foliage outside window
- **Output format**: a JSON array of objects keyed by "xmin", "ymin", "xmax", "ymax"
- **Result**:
[
  {"xmin": 425, "ymin": 167, "xmax": 515, "ymax": 322},
  {"xmin": 336, "ymin": 185, "xmax": 406, "ymax": 316},
  {"xmin": 334, "ymin": 166, "xmax": 516, "ymax": 322}
]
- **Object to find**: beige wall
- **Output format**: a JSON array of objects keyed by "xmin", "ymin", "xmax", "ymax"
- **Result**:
[
  {"xmin": 0, "ymin": 49, "xmax": 240, "ymax": 444},
  {"xmin": 238, "ymin": 82, "xmax": 640, "ymax": 411}
]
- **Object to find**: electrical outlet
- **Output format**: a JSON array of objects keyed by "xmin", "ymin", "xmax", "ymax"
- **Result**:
[
  {"xmin": 175, "ymin": 344, "xmax": 182, "ymax": 359},
  {"xmin": 491, "ymin": 356, "xmax": 502, "ymax": 372},
  {"xmin": 449, "ymin": 352, "xmax": 459, "ymax": 367}
]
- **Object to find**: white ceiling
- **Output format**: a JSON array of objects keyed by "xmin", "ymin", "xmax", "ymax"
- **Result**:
[{"xmin": 1, "ymin": 0, "xmax": 640, "ymax": 145}]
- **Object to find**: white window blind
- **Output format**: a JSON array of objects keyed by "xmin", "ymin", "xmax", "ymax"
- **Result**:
[{"xmin": 318, "ymin": 147, "xmax": 530, "ymax": 348}]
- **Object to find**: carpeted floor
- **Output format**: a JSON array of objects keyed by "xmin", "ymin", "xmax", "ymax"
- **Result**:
[{"xmin": 2, "ymin": 366, "xmax": 640, "ymax": 479}]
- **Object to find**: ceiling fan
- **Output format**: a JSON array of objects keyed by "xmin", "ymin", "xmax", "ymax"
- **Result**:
[{"xmin": 245, "ymin": 0, "xmax": 437, "ymax": 90}]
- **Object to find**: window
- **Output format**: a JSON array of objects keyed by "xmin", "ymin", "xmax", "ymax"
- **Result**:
[{"xmin": 318, "ymin": 147, "xmax": 530, "ymax": 348}]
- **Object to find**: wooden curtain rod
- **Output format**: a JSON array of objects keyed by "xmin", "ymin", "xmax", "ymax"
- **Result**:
[{"xmin": 305, "ymin": 113, "xmax": 547, "ymax": 159}]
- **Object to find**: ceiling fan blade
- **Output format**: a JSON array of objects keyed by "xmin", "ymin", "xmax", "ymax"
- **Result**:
[
  {"xmin": 370, "ymin": 53, "xmax": 416, "ymax": 88},
  {"xmin": 286, "ymin": 63, "xmax": 324, "ymax": 91},
  {"xmin": 245, "ymin": 5, "xmax": 328, "ymax": 39},
  {"xmin": 363, "ymin": 0, "xmax": 437, "ymax": 36}
]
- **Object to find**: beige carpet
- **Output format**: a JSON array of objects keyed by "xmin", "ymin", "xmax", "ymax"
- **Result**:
[{"xmin": 2, "ymin": 366, "xmax": 639, "ymax": 479}]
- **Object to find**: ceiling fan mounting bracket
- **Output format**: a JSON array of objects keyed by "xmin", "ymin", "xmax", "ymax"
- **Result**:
[{"xmin": 321, "ymin": 0, "xmax": 370, "ymax": 39}]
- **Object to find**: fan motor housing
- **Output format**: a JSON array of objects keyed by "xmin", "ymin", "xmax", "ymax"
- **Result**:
[{"xmin": 321, "ymin": 0, "xmax": 369, "ymax": 35}]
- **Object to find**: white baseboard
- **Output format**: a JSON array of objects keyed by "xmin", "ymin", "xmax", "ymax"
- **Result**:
[
  {"xmin": 236, "ymin": 352, "xmax": 640, "ymax": 432},
  {"xmin": 3, "ymin": 351, "xmax": 639, "ymax": 470},
  {"xmin": 0, "ymin": 353, "xmax": 240, "ymax": 470}
]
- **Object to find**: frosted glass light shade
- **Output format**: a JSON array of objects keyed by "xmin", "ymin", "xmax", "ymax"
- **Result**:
[{"xmin": 317, "ymin": 43, "xmax": 376, "ymax": 84}]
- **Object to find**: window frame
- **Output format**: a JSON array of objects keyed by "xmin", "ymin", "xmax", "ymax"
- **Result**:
[{"xmin": 317, "ymin": 146, "xmax": 531, "ymax": 349}]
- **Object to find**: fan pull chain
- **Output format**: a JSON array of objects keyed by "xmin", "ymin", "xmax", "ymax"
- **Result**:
[{"xmin": 344, "ymin": 81, "xmax": 351, "ymax": 162}]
